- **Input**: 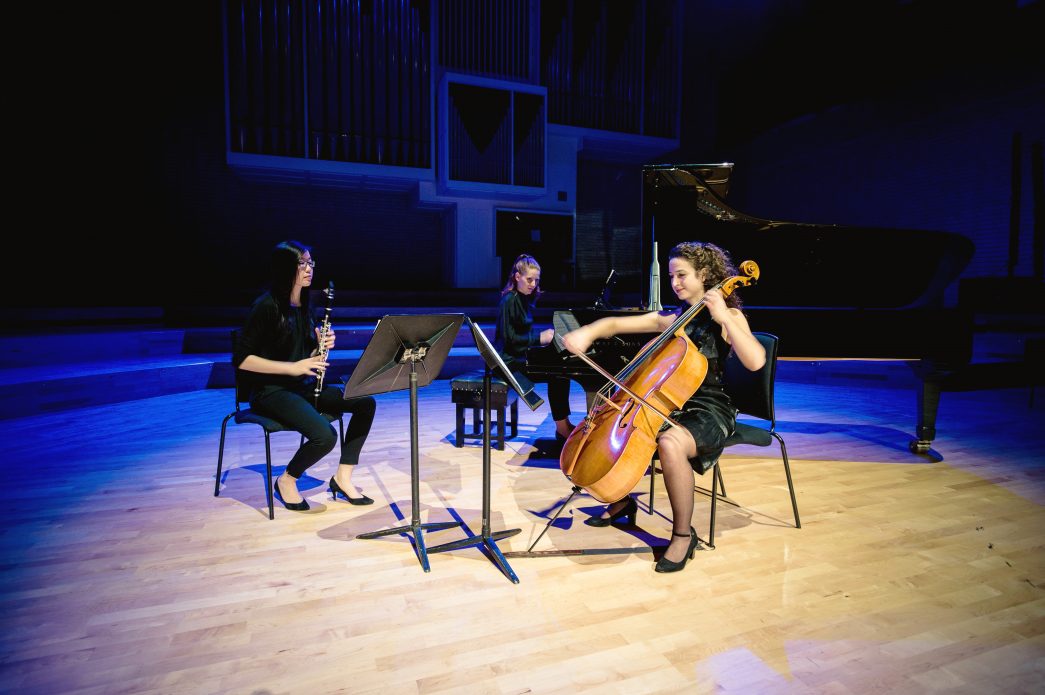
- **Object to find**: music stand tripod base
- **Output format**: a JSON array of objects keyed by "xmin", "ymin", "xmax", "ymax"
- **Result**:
[
  {"xmin": 429, "ymin": 319, "xmax": 547, "ymax": 583},
  {"xmin": 356, "ymin": 518, "xmax": 462, "ymax": 573},
  {"xmin": 427, "ymin": 528, "xmax": 523, "ymax": 583},
  {"xmin": 426, "ymin": 366, "xmax": 523, "ymax": 583},
  {"xmin": 343, "ymin": 314, "xmax": 466, "ymax": 573}
]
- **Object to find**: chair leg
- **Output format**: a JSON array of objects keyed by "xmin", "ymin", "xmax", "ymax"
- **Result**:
[
  {"xmin": 773, "ymin": 431, "xmax": 801, "ymax": 528},
  {"xmin": 648, "ymin": 458, "xmax": 657, "ymax": 516},
  {"xmin": 215, "ymin": 413, "xmax": 234, "ymax": 497},
  {"xmin": 455, "ymin": 404, "xmax": 465, "ymax": 447},
  {"xmin": 471, "ymin": 408, "xmax": 481, "ymax": 434},
  {"xmin": 717, "ymin": 468, "xmax": 727, "ymax": 497},
  {"xmin": 707, "ymin": 465, "xmax": 720, "ymax": 549},
  {"xmin": 495, "ymin": 405, "xmax": 505, "ymax": 450},
  {"xmin": 509, "ymin": 399, "xmax": 518, "ymax": 438},
  {"xmin": 264, "ymin": 432, "xmax": 275, "ymax": 520}
]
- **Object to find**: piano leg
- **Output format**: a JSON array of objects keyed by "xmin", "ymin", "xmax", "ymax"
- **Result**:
[
  {"xmin": 912, "ymin": 377, "xmax": 940, "ymax": 454},
  {"xmin": 911, "ymin": 357, "xmax": 968, "ymax": 455}
]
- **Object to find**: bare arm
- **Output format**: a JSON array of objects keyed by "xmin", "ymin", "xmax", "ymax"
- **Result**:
[
  {"xmin": 562, "ymin": 311, "xmax": 671, "ymax": 355},
  {"xmin": 238, "ymin": 353, "xmax": 329, "ymax": 378},
  {"xmin": 705, "ymin": 291, "xmax": 765, "ymax": 371}
]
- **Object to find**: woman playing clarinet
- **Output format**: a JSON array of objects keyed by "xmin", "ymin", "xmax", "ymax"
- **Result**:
[{"xmin": 235, "ymin": 240, "xmax": 377, "ymax": 511}]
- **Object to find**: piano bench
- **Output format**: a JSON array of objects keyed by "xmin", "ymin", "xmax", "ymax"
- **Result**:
[{"xmin": 450, "ymin": 371, "xmax": 518, "ymax": 451}]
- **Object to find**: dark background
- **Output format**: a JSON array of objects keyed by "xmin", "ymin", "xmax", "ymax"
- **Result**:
[{"xmin": 8, "ymin": 0, "xmax": 1043, "ymax": 309}]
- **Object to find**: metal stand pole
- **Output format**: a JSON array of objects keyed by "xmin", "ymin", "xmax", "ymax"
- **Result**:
[
  {"xmin": 429, "ymin": 368, "xmax": 521, "ymax": 583},
  {"xmin": 357, "ymin": 364, "xmax": 460, "ymax": 572}
]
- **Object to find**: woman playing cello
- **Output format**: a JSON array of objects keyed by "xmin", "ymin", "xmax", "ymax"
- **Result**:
[{"xmin": 561, "ymin": 242, "xmax": 765, "ymax": 573}]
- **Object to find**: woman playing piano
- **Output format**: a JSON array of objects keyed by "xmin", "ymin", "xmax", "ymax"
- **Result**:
[
  {"xmin": 235, "ymin": 240, "xmax": 377, "ymax": 511},
  {"xmin": 494, "ymin": 254, "xmax": 575, "ymax": 441},
  {"xmin": 562, "ymin": 242, "xmax": 765, "ymax": 572}
]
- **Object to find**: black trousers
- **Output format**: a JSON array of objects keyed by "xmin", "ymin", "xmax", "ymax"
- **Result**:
[
  {"xmin": 527, "ymin": 372, "xmax": 572, "ymax": 422},
  {"xmin": 251, "ymin": 385, "xmax": 377, "ymax": 479}
]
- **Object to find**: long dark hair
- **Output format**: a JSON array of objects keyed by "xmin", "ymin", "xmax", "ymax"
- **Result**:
[
  {"xmin": 668, "ymin": 241, "xmax": 742, "ymax": 309},
  {"xmin": 269, "ymin": 241, "xmax": 315, "ymax": 349},
  {"xmin": 270, "ymin": 240, "xmax": 312, "ymax": 314}
]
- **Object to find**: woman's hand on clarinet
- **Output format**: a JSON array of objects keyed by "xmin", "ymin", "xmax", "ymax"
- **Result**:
[
  {"xmin": 314, "ymin": 327, "xmax": 336, "ymax": 351},
  {"xmin": 291, "ymin": 355, "xmax": 329, "ymax": 377}
]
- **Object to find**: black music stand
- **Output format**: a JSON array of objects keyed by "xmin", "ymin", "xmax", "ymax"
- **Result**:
[
  {"xmin": 345, "ymin": 313, "xmax": 465, "ymax": 572},
  {"xmin": 426, "ymin": 317, "xmax": 545, "ymax": 583}
]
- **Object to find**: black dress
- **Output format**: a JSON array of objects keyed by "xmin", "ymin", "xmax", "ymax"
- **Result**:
[{"xmin": 664, "ymin": 309, "xmax": 737, "ymax": 474}]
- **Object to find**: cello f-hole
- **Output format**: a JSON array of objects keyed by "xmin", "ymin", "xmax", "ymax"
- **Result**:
[{"xmin": 618, "ymin": 399, "xmax": 635, "ymax": 425}]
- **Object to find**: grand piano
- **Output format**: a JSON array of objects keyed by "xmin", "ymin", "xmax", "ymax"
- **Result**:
[{"xmin": 527, "ymin": 163, "xmax": 975, "ymax": 454}]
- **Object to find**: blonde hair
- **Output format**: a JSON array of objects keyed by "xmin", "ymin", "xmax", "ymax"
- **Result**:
[{"xmin": 501, "ymin": 254, "xmax": 543, "ymax": 298}]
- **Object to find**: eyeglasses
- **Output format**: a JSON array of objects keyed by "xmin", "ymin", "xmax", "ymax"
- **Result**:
[{"xmin": 298, "ymin": 259, "xmax": 315, "ymax": 269}]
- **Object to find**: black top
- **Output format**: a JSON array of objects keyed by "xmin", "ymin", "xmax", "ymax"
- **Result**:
[
  {"xmin": 494, "ymin": 290, "xmax": 542, "ymax": 369},
  {"xmin": 234, "ymin": 291, "xmax": 318, "ymax": 398},
  {"xmin": 679, "ymin": 309, "xmax": 735, "ymax": 424},
  {"xmin": 667, "ymin": 308, "xmax": 737, "ymax": 472}
]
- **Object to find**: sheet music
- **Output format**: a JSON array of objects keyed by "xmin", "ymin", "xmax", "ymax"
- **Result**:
[{"xmin": 551, "ymin": 311, "xmax": 580, "ymax": 352}]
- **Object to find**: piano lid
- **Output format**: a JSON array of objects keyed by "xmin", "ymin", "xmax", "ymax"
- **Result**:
[
  {"xmin": 642, "ymin": 163, "xmax": 975, "ymax": 310},
  {"xmin": 645, "ymin": 162, "xmax": 736, "ymax": 202}
]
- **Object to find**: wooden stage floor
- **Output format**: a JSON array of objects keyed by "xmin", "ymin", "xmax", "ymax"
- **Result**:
[{"xmin": 0, "ymin": 380, "xmax": 1042, "ymax": 693}]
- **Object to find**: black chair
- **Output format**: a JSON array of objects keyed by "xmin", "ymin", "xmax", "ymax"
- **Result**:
[
  {"xmin": 649, "ymin": 332, "xmax": 800, "ymax": 548},
  {"xmin": 214, "ymin": 330, "xmax": 343, "ymax": 519}
]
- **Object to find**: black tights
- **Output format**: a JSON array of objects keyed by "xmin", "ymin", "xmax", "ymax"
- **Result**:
[{"xmin": 251, "ymin": 385, "xmax": 377, "ymax": 479}]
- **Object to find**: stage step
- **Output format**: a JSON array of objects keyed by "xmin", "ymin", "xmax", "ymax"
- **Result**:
[
  {"xmin": 0, "ymin": 355, "xmax": 219, "ymax": 419},
  {"xmin": 0, "ymin": 321, "xmax": 498, "ymax": 420},
  {"xmin": 0, "ymin": 347, "xmax": 488, "ymax": 420},
  {"xmin": 1, "ymin": 320, "xmax": 502, "ymax": 361},
  {"xmin": 1, "ymin": 315, "xmax": 1040, "ymax": 420},
  {"xmin": 0, "ymin": 328, "xmax": 188, "ymax": 367}
]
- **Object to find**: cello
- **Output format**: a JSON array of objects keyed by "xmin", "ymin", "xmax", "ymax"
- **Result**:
[{"xmin": 559, "ymin": 260, "xmax": 760, "ymax": 503}]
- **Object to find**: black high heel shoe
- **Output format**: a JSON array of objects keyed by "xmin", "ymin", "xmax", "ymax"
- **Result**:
[
  {"xmin": 329, "ymin": 477, "xmax": 374, "ymax": 505},
  {"xmin": 654, "ymin": 527, "xmax": 700, "ymax": 573},
  {"xmin": 584, "ymin": 496, "xmax": 638, "ymax": 527},
  {"xmin": 273, "ymin": 476, "xmax": 310, "ymax": 512}
]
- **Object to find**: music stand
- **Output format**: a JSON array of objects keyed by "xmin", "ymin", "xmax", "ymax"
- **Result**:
[
  {"xmin": 426, "ymin": 317, "xmax": 545, "ymax": 583},
  {"xmin": 345, "ymin": 313, "xmax": 465, "ymax": 572}
]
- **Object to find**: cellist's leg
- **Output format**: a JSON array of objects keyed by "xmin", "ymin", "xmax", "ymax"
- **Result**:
[
  {"xmin": 657, "ymin": 429, "xmax": 698, "ymax": 564},
  {"xmin": 595, "ymin": 497, "xmax": 632, "ymax": 519}
]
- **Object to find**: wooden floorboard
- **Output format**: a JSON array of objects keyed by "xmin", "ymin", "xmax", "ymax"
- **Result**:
[{"xmin": 0, "ymin": 381, "xmax": 1042, "ymax": 694}]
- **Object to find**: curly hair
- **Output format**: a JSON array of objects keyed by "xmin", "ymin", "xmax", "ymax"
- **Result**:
[
  {"xmin": 668, "ymin": 241, "xmax": 742, "ymax": 309},
  {"xmin": 501, "ymin": 253, "xmax": 543, "ymax": 300}
]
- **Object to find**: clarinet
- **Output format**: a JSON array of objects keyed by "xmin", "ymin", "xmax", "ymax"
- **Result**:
[{"xmin": 314, "ymin": 281, "xmax": 335, "ymax": 406}]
